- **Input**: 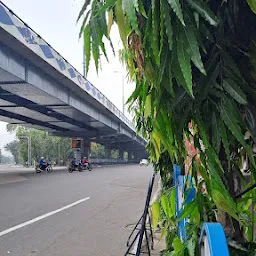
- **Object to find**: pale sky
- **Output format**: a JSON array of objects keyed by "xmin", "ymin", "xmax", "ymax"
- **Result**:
[{"xmin": 0, "ymin": 0, "xmax": 135, "ymax": 156}]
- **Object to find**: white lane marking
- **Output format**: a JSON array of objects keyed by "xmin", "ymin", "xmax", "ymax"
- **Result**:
[{"xmin": 0, "ymin": 197, "xmax": 90, "ymax": 237}]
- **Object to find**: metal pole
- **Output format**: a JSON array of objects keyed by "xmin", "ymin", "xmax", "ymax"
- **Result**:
[
  {"xmin": 122, "ymin": 75, "xmax": 125, "ymax": 114},
  {"xmin": 29, "ymin": 137, "xmax": 31, "ymax": 166},
  {"xmin": 83, "ymin": 42, "xmax": 86, "ymax": 77},
  {"xmin": 58, "ymin": 142, "xmax": 60, "ymax": 165}
]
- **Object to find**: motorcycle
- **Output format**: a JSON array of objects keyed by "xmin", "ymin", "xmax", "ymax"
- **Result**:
[
  {"xmin": 80, "ymin": 163, "xmax": 92, "ymax": 171},
  {"xmin": 68, "ymin": 163, "xmax": 82, "ymax": 173},
  {"xmin": 68, "ymin": 162, "xmax": 92, "ymax": 173},
  {"xmin": 35, "ymin": 162, "xmax": 53, "ymax": 173}
]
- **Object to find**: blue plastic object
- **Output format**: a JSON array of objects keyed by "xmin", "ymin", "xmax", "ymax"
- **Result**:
[
  {"xmin": 199, "ymin": 223, "xmax": 230, "ymax": 256},
  {"xmin": 173, "ymin": 164, "xmax": 195, "ymax": 241}
]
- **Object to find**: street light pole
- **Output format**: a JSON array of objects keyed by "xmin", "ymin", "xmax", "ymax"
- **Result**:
[
  {"xmin": 114, "ymin": 70, "xmax": 125, "ymax": 114},
  {"xmin": 19, "ymin": 136, "xmax": 31, "ymax": 166},
  {"xmin": 122, "ymin": 75, "xmax": 125, "ymax": 114},
  {"xmin": 83, "ymin": 43, "xmax": 86, "ymax": 77}
]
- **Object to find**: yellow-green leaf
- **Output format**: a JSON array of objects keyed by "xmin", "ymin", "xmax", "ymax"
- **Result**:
[
  {"xmin": 211, "ymin": 185, "xmax": 238, "ymax": 221},
  {"xmin": 107, "ymin": 9, "xmax": 114, "ymax": 38},
  {"xmin": 161, "ymin": 193, "xmax": 171, "ymax": 219},
  {"xmin": 173, "ymin": 237, "xmax": 183, "ymax": 253},
  {"xmin": 170, "ymin": 187, "xmax": 176, "ymax": 217},
  {"xmin": 247, "ymin": 0, "xmax": 256, "ymax": 14},
  {"xmin": 115, "ymin": 0, "xmax": 127, "ymax": 46},
  {"xmin": 151, "ymin": 201, "xmax": 161, "ymax": 230},
  {"xmin": 144, "ymin": 94, "xmax": 151, "ymax": 119},
  {"xmin": 152, "ymin": 131, "xmax": 161, "ymax": 161}
]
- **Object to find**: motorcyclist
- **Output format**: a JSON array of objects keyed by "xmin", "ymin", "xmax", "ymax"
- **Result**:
[
  {"xmin": 39, "ymin": 157, "xmax": 47, "ymax": 170},
  {"xmin": 71, "ymin": 157, "xmax": 79, "ymax": 167},
  {"xmin": 81, "ymin": 157, "xmax": 90, "ymax": 169}
]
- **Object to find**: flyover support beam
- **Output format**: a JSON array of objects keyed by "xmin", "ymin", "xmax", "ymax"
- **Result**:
[
  {"xmin": 128, "ymin": 151, "xmax": 133, "ymax": 161},
  {"xmin": 105, "ymin": 145, "xmax": 111, "ymax": 159},
  {"xmin": 119, "ymin": 148, "xmax": 124, "ymax": 160},
  {"xmin": 82, "ymin": 139, "xmax": 90, "ymax": 159}
]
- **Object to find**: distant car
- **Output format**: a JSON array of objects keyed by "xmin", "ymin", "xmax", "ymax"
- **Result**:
[{"xmin": 139, "ymin": 159, "xmax": 149, "ymax": 166}]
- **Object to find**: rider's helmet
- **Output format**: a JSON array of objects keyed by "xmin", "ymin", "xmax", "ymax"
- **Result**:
[
  {"xmin": 41, "ymin": 157, "xmax": 44, "ymax": 159},
  {"xmin": 84, "ymin": 156, "xmax": 87, "ymax": 159}
]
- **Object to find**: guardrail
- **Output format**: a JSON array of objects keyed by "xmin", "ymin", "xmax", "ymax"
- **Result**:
[
  {"xmin": 90, "ymin": 159, "xmax": 139, "ymax": 165},
  {"xmin": 174, "ymin": 165, "xmax": 229, "ymax": 255}
]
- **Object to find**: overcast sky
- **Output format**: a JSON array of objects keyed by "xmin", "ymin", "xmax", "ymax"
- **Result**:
[{"xmin": 0, "ymin": 0, "xmax": 135, "ymax": 156}]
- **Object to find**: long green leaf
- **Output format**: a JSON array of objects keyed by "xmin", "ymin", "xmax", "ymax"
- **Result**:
[
  {"xmin": 151, "ymin": 201, "xmax": 161, "ymax": 230},
  {"xmin": 151, "ymin": 0, "xmax": 160, "ymax": 66},
  {"xmin": 178, "ymin": 200, "xmax": 197, "ymax": 221},
  {"xmin": 195, "ymin": 113, "xmax": 210, "ymax": 150},
  {"xmin": 186, "ymin": 0, "xmax": 218, "ymax": 26},
  {"xmin": 115, "ymin": 0, "xmax": 127, "ymax": 46},
  {"xmin": 161, "ymin": 193, "xmax": 171, "ymax": 219},
  {"xmin": 122, "ymin": 0, "xmax": 140, "ymax": 35},
  {"xmin": 77, "ymin": 0, "xmax": 91, "ymax": 22},
  {"xmin": 170, "ymin": 187, "xmax": 176, "ymax": 217},
  {"xmin": 138, "ymin": 0, "xmax": 147, "ymax": 17},
  {"xmin": 247, "ymin": 0, "xmax": 256, "ymax": 14},
  {"xmin": 176, "ymin": 29, "xmax": 193, "ymax": 96},
  {"xmin": 220, "ymin": 99, "xmax": 256, "ymax": 168},
  {"xmin": 152, "ymin": 131, "xmax": 161, "ymax": 161},
  {"xmin": 90, "ymin": 17, "xmax": 100, "ymax": 72},
  {"xmin": 211, "ymin": 180, "xmax": 238, "ymax": 221},
  {"xmin": 211, "ymin": 111, "xmax": 221, "ymax": 154},
  {"xmin": 159, "ymin": 0, "xmax": 165, "ymax": 56},
  {"xmin": 107, "ymin": 9, "xmax": 114, "ymax": 37},
  {"xmin": 223, "ymin": 79, "xmax": 247, "ymax": 105},
  {"xmin": 219, "ymin": 119, "xmax": 230, "ymax": 170},
  {"xmin": 162, "ymin": 1, "xmax": 173, "ymax": 51},
  {"xmin": 94, "ymin": 0, "xmax": 117, "ymax": 18},
  {"xmin": 173, "ymin": 237, "xmax": 183, "ymax": 253},
  {"xmin": 144, "ymin": 94, "xmax": 152, "ymax": 119},
  {"xmin": 83, "ymin": 24, "xmax": 91, "ymax": 75},
  {"xmin": 79, "ymin": 10, "xmax": 91, "ymax": 38},
  {"xmin": 180, "ymin": 22, "xmax": 206, "ymax": 75},
  {"xmin": 167, "ymin": 0, "xmax": 185, "ymax": 26}
]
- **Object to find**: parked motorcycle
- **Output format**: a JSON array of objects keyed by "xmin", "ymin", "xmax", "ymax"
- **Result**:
[
  {"xmin": 68, "ymin": 163, "xmax": 92, "ymax": 173},
  {"xmin": 68, "ymin": 163, "xmax": 82, "ymax": 173},
  {"xmin": 80, "ymin": 163, "xmax": 92, "ymax": 171}
]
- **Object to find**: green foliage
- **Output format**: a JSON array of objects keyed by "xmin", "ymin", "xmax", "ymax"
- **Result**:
[
  {"xmin": 90, "ymin": 142, "xmax": 105, "ymax": 158},
  {"xmin": 6, "ymin": 125, "xmax": 72, "ymax": 165},
  {"xmin": 79, "ymin": 0, "xmax": 256, "ymax": 253},
  {"xmin": 4, "ymin": 140, "xmax": 20, "ymax": 164}
]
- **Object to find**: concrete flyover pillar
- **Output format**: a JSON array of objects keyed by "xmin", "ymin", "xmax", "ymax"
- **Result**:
[
  {"xmin": 119, "ymin": 148, "xmax": 124, "ymax": 160},
  {"xmin": 105, "ymin": 145, "xmax": 111, "ymax": 159},
  {"xmin": 128, "ymin": 151, "xmax": 133, "ymax": 161},
  {"xmin": 81, "ymin": 139, "xmax": 90, "ymax": 159}
]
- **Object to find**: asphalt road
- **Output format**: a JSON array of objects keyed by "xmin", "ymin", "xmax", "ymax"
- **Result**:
[{"xmin": 0, "ymin": 164, "xmax": 155, "ymax": 256}]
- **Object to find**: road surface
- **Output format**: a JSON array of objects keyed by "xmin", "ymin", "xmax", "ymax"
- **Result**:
[{"xmin": 0, "ymin": 164, "xmax": 154, "ymax": 256}]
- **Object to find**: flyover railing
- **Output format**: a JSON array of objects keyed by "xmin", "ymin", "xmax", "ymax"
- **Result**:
[{"xmin": 174, "ymin": 164, "xmax": 230, "ymax": 255}]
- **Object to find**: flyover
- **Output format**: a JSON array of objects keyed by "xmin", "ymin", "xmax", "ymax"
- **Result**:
[{"xmin": 0, "ymin": 1, "xmax": 147, "ymax": 160}]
